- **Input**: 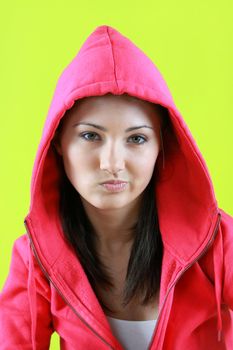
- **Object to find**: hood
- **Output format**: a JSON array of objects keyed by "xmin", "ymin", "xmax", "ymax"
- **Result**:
[
  {"xmin": 24, "ymin": 25, "xmax": 222, "ymax": 346},
  {"xmin": 26, "ymin": 24, "xmax": 219, "ymax": 261}
]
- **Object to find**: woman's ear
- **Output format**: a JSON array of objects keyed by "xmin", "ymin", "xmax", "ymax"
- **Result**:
[{"xmin": 52, "ymin": 131, "xmax": 63, "ymax": 156}]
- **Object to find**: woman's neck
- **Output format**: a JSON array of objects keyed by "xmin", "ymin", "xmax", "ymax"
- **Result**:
[{"xmin": 80, "ymin": 196, "xmax": 142, "ymax": 254}]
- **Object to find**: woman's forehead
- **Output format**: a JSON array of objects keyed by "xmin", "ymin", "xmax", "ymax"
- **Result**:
[
  {"xmin": 73, "ymin": 93, "xmax": 156, "ymax": 111},
  {"xmin": 63, "ymin": 94, "xmax": 163, "ymax": 127}
]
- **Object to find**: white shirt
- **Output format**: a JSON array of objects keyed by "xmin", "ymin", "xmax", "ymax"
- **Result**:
[{"xmin": 107, "ymin": 316, "xmax": 157, "ymax": 350}]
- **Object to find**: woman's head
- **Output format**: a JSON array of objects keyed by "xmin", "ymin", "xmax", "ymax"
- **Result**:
[{"xmin": 54, "ymin": 93, "xmax": 165, "ymax": 212}]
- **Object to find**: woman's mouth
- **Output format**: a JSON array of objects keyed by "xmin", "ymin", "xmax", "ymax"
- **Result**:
[{"xmin": 100, "ymin": 181, "xmax": 128, "ymax": 193}]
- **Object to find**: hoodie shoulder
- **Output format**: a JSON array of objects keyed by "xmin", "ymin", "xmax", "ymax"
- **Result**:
[
  {"xmin": 219, "ymin": 207, "xmax": 233, "ymax": 223},
  {"xmin": 218, "ymin": 207, "xmax": 233, "ymax": 242},
  {"xmin": 12, "ymin": 234, "xmax": 31, "ymax": 266}
]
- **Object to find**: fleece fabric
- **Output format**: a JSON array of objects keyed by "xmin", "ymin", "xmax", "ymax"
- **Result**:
[{"xmin": 0, "ymin": 25, "xmax": 233, "ymax": 350}]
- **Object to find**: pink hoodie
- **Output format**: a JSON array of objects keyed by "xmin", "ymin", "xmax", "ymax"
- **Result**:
[{"xmin": 0, "ymin": 24, "xmax": 233, "ymax": 349}]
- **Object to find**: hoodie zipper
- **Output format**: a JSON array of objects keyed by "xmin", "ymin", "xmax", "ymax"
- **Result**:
[
  {"xmin": 147, "ymin": 211, "xmax": 222, "ymax": 350},
  {"xmin": 24, "ymin": 219, "xmax": 117, "ymax": 350}
]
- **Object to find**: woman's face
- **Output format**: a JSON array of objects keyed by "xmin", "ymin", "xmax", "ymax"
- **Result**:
[{"xmin": 55, "ymin": 94, "xmax": 162, "ymax": 210}]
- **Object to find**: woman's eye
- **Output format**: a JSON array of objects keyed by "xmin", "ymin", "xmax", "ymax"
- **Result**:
[
  {"xmin": 128, "ymin": 135, "xmax": 147, "ymax": 144},
  {"xmin": 80, "ymin": 132, "xmax": 100, "ymax": 141}
]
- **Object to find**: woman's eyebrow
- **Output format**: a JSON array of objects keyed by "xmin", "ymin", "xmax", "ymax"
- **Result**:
[{"xmin": 72, "ymin": 122, "xmax": 154, "ymax": 132}]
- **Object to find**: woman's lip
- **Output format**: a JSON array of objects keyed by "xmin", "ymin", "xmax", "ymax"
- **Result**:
[
  {"xmin": 101, "ymin": 180, "xmax": 128, "ymax": 185},
  {"xmin": 100, "ymin": 182, "xmax": 128, "ymax": 192}
]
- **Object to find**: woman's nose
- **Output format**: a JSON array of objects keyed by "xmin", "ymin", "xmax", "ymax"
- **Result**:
[{"xmin": 99, "ymin": 141, "xmax": 125, "ymax": 175}]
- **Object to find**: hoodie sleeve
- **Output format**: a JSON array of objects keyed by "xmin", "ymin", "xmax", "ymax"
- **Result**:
[{"xmin": 0, "ymin": 235, "xmax": 54, "ymax": 349}]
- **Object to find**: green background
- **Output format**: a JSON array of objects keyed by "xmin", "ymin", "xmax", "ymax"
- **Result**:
[{"xmin": 0, "ymin": 0, "xmax": 232, "ymax": 348}]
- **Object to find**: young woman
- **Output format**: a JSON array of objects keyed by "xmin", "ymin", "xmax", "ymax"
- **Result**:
[{"xmin": 0, "ymin": 25, "xmax": 233, "ymax": 350}]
